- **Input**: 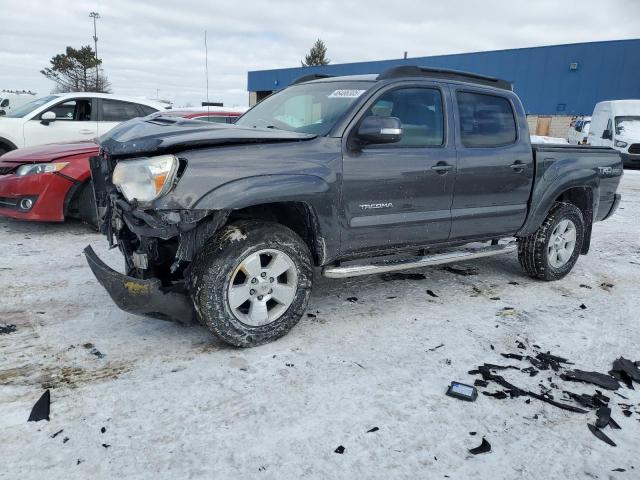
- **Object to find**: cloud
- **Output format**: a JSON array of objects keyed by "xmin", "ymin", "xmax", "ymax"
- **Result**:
[{"xmin": 1, "ymin": 0, "xmax": 638, "ymax": 107}]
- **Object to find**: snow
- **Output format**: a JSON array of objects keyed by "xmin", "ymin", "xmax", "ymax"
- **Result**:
[
  {"xmin": 530, "ymin": 135, "xmax": 568, "ymax": 144},
  {"xmin": 1, "ymin": 171, "xmax": 640, "ymax": 479}
]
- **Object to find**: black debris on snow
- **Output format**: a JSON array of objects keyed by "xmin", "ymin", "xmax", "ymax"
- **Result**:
[
  {"xmin": 28, "ymin": 390, "xmax": 50, "ymax": 422},
  {"xmin": 468, "ymin": 437, "xmax": 491, "ymax": 455}
]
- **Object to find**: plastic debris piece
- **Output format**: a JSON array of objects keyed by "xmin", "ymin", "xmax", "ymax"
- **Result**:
[
  {"xmin": 380, "ymin": 272, "xmax": 426, "ymax": 281},
  {"xmin": 469, "ymin": 432, "xmax": 477, "ymax": 436},
  {"xmin": 622, "ymin": 410, "xmax": 632, "ymax": 417},
  {"xmin": 612, "ymin": 468, "xmax": 626, "ymax": 472},
  {"xmin": 102, "ymin": 443, "xmax": 111, "ymax": 449},
  {"xmin": 334, "ymin": 445, "xmax": 345, "ymax": 454},
  {"xmin": 474, "ymin": 379, "xmax": 488, "ymax": 388},
  {"xmin": 611, "ymin": 357, "xmax": 640, "ymax": 383},
  {"xmin": 521, "ymin": 367, "xmax": 539, "ymax": 377},
  {"xmin": 501, "ymin": 353, "xmax": 524, "ymax": 361},
  {"xmin": 426, "ymin": 289, "xmax": 438, "ymax": 297},
  {"xmin": 442, "ymin": 265, "xmax": 479, "ymax": 276},
  {"xmin": 561, "ymin": 370, "xmax": 620, "ymax": 390},
  {"xmin": 596, "ymin": 407, "xmax": 611, "ymax": 428},
  {"xmin": 28, "ymin": 390, "xmax": 50, "ymax": 422},
  {"xmin": 0, "ymin": 324, "xmax": 17, "ymax": 335},
  {"xmin": 366, "ymin": 427, "xmax": 379, "ymax": 433},
  {"xmin": 427, "ymin": 343, "xmax": 444, "ymax": 352},
  {"xmin": 346, "ymin": 297, "xmax": 358, "ymax": 303},
  {"xmin": 468, "ymin": 437, "xmax": 491, "ymax": 455},
  {"xmin": 516, "ymin": 341, "xmax": 526, "ymax": 350},
  {"xmin": 101, "ymin": 426, "xmax": 106, "ymax": 434},
  {"xmin": 483, "ymin": 391, "xmax": 508, "ymax": 399},
  {"xmin": 587, "ymin": 423, "xmax": 616, "ymax": 447},
  {"xmin": 63, "ymin": 437, "xmax": 69, "ymax": 444},
  {"xmin": 609, "ymin": 417, "xmax": 621, "ymax": 429},
  {"xmin": 579, "ymin": 304, "xmax": 587, "ymax": 310},
  {"xmin": 51, "ymin": 429, "xmax": 64, "ymax": 438}
]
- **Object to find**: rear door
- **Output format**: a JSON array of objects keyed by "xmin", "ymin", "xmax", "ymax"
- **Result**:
[
  {"xmin": 23, "ymin": 97, "xmax": 97, "ymax": 147},
  {"xmin": 97, "ymin": 99, "xmax": 151, "ymax": 136},
  {"xmin": 449, "ymin": 88, "xmax": 533, "ymax": 239},
  {"xmin": 341, "ymin": 83, "xmax": 456, "ymax": 254}
]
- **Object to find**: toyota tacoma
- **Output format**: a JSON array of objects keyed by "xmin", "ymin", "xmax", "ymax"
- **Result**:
[{"xmin": 85, "ymin": 66, "xmax": 623, "ymax": 347}]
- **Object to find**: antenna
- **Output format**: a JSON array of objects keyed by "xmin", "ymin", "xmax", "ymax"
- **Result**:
[{"xmin": 204, "ymin": 30, "xmax": 210, "ymax": 115}]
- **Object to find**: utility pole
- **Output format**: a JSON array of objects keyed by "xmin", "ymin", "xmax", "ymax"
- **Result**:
[{"xmin": 89, "ymin": 12, "xmax": 100, "ymax": 91}]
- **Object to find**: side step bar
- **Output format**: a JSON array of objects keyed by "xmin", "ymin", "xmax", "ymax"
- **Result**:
[{"xmin": 322, "ymin": 242, "xmax": 517, "ymax": 279}]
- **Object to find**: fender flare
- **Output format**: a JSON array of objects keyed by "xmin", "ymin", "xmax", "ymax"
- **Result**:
[
  {"xmin": 192, "ymin": 174, "xmax": 331, "ymax": 210},
  {"xmin": 518, "ymin": 171, "xmax": 598, "ymax": 238}
]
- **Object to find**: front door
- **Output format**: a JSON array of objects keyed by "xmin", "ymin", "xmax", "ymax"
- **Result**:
[
  {"xmin": 97, "ymin": 98, "xmax": 150, "ymax": 136},
  {"xmin": 24, "ymin": 98, "xmax": 96, "ymax": 147},
  {"xmin": 450, "ymin": 88, "xmax": 534, "ymax": 239},
  {"xmin": 341, "ymin": 85, "xmax": 456, "ymax": 255}
]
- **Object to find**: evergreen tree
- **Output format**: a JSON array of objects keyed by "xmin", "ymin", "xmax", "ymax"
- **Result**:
[
  {"xmin": 301, "ymin": 39, "xmax": 330, "ymax": 67},
  {"xmin": 41, "ymin": 46, "xmax": 111, "ymax": 93}
]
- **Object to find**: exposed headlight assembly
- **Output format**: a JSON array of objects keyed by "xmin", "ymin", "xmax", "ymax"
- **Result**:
[
  {"xmin": 112, "ymin": 154, "xmax": 178, "ymax": 203},
  {"xmin": 614, "ymin": 140, "xmax": 628, "ymax": 148},
  {"xmin": 16, "ymin": 162, "xmax": 68, "ymax": 176}
]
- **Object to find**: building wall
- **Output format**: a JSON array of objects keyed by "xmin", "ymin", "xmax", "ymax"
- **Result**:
[
  {"xmin": 526, "ymin": 115, "xmax": 573, "ymax": 139},
  {"xmin": 247, "ymin": 39, "xmax": 640, "ymax": 116}
]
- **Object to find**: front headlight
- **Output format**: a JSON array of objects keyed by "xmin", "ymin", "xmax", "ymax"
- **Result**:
[
  {"xmin": 614, "ymin": 140, "xmax": 628, "ymax": 148},
  {"xmin": 112, "ymin": 154, "xmax": 178, "ymax": 203},
  {"xmin": 16, "ymin": 162, "xmax": 68, "ymax": 177}
]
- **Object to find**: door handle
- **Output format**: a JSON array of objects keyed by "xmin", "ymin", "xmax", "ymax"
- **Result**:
[
  {"xmin": 510, "ymin": 161, "xmax": 526, "ymax": 172},
  {"xmin": 431, "ymin": 163, "xmax": 453, "ymax": 174}
]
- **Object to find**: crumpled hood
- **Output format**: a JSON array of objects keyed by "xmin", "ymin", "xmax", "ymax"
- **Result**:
[
  {"xmin": 0, "ymin": 141, "xmax": 98, "ymax": 164},
  {"xmin": 99, "ymin": 115, "xmax": 316, "ymax": 158}
]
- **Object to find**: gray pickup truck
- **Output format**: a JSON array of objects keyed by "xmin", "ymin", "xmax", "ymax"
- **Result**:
[{"xmin": 85, "ymin": 66, "xmax": 623, "ymax": 347}]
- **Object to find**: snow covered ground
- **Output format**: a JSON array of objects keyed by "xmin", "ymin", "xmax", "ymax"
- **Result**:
[
  {"xmin": 1, "ymin": 171, "xmax": 639, "ymax": 480},
  {"xmin": 530, "ymin": 135, "xmax": 569, "ymax": 144}
]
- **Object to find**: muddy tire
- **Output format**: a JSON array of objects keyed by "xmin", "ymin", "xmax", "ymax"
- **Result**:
[
  {"xmin": 191, "ymin": 220, "xmax": 313, "ymax": 347},
  {"xmin": 518, "ymin": 202, "xmax": 585, "ymax": 281}
]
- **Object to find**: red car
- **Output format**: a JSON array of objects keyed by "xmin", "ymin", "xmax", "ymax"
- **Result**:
[{"xmin": 0, "ymin": 109, "xmax": 243, "ymax": 224}]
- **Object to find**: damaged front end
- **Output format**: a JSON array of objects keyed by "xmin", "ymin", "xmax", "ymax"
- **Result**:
[{"xmin": 85, "ymin": 153, "xmax": 228, "ymax": 325}]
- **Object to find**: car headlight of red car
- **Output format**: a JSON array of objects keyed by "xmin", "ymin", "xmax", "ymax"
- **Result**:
[{"xmin": 15, "ymin": 162, "xmax": 69, "ymax": 177}]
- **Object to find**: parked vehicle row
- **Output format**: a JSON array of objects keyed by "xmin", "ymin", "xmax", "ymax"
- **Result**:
[
  {"xmin": 567, "ymin": 116, "xmax": 590, "ymax": 144},
  {"xmin": 0, "ymin": 108, "xmax": 243, "ymax": 224},
  {"xmin": 0, "ymin": 92, "xmax": 37, "ymax": 116},
  {"xmin": 84, "ymin": 66, "xmax": 622, "ymax": 347}
]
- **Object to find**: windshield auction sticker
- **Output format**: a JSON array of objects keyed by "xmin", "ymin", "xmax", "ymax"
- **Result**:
[{"xmin": 328, "ymin": 89, "xmax": 366, "ymax": 98}]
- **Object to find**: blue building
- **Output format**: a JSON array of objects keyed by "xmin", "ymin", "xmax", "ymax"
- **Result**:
[{"xmin": 247, "ymin": 39, "xmax": 640, "ymax": 120}]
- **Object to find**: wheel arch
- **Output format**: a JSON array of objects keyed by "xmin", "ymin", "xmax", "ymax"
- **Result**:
[
  {"xmin": 226, "ymin": 201, "xmax": 326, "ymax": 266},
  {"xmin": 0, "ymin": 136, "xmax": 18, "ymax": 154}
]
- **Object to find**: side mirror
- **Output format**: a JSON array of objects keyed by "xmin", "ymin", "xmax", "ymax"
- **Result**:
[
  {"xmin": 40, "ymin": 111, "xmax": 56, "ymax": 125},
  {"xmin": 602, "ymin": 129, "xmax": 612, "ymax": 140},
  {"xmin": 356, "ymin": 116, "xmax": 402, "ymax": 145}
]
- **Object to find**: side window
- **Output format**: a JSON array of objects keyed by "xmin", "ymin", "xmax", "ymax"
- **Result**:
[
  {"xmin": 43, "ymin": 99, "xmax": 93, "ymax": 121},
  {"xmin": 1, "ymin": 99, "xmax": 8, "ymax": 108},
  {"xmin": 102, "ymin": 99, "xmax": 144, "ymax": 122},
  {"xmin": 140, "ymin": 105, "xmax": 159, "ymax": 116},
  {"xmin": 457, "ymin": 92, "xmax": 517, "ymax": 147},
  {"xmin": 364, "ymin": 88, "xmax": 444, "ymax": 147}
]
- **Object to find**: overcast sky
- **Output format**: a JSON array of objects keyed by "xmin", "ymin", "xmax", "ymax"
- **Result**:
[{"xmin": 1, "ymin": 0, "xmax": 638, "ymax": 107}]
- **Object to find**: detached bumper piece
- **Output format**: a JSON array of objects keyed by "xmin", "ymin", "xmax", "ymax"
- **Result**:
[{"xmin": 84, "ymin": 245, "xmax": 196, "ymax": 326}]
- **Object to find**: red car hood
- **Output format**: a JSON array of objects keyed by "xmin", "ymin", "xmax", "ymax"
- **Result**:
[{"xmin": 0, "ymin": 141, "xmax": 98, "ymax": 164}]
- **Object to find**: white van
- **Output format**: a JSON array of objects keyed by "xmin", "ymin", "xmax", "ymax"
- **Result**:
[
  {"xmin": 0, "ymin": 92, "xmax": 37, "ymax": 116},
  {"xmin": 589, "ymin": 100, "xmax": 640, "ymax": 167}
]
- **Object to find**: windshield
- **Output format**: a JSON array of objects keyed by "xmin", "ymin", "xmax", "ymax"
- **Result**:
[
  {"xmin": 615, "ymin": 116, "xmax": 640, "ymax": 137},
  {"xmin": 6, "ymin": 95, "xmax": 59, "ymax": 118},
  {"xmin": 236, "ymin": 81, "xmax": 373, "ymax": 135}
]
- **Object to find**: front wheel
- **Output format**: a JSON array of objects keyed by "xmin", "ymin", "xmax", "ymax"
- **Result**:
[
  {"xmin": 191, "ymin": 220, "xmax": 313, "ymax": 347},
  {"xmin": 518, "ymin": 202, "xmax": 585, "ymax": 281}
]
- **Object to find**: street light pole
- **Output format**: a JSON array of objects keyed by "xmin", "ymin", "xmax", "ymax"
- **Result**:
[{"xmin": 89, "ymin": 12, "xmax": 100, "ymax": 91}]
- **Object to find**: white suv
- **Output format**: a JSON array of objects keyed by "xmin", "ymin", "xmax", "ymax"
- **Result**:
[{"xmin": 0, "ymin": 92, "xmax": 167, "ymax": 156}]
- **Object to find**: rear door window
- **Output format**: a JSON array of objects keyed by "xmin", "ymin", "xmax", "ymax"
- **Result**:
[
  {"xmin": 457, "ymin": 92, "xmax": 517, "ymax": 147},
  {"xmin": 101, "ymin": 99, "xmax": 144, "ymax": 122}
]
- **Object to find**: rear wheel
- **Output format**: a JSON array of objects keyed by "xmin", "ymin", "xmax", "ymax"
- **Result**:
[
  {"xmin": 191, "ymin": 220, "xmax": 313, "ymax": 347},
  {"xmin": 518, "ymin": 202, "xmax": 585, "ymax": 281}
]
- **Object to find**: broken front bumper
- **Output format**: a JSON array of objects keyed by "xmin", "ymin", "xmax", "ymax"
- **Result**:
[{"xmin": 84, "ymin": 245, "xmax": 196, "ymax": 326}]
